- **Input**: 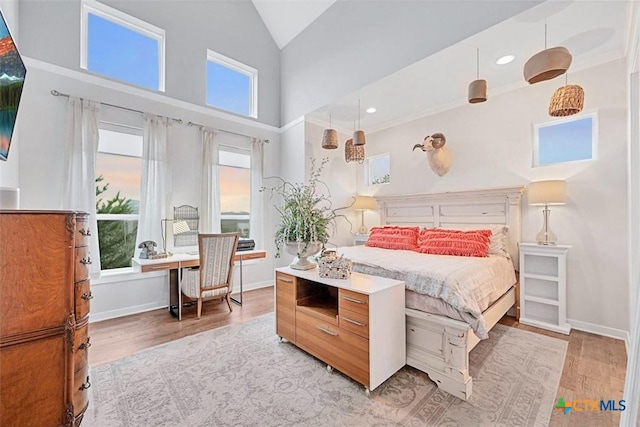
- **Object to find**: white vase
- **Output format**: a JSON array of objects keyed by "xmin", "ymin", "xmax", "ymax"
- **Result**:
[{"xmin": 285, "ymin": 241, "xmax": 323, "ymax": 270}]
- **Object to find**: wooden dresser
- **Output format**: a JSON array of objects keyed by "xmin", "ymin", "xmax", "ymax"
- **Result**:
[
  {"xmin": 0, "ymin": 210, "xmax": 92, "ymax": 427},
  {"xmin": 275, "ymin": 267, "xmax": 405, "ymax": 395}
]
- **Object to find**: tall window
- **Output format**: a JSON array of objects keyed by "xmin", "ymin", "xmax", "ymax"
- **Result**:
[
  {"xmin": 219, "ymin": 146, "xmax": 251, "ymax": 238},
  {"xmin": 365, "ymin": 154, "xmax": 391, "ymax": 186},
  {"xmin": 534, "ymin": 113, "xmax": 597, "ymax": 166},
  {"xmin": 206, "ymin": 50, "xmax": 257, "ymax": 118},
  {"xmin": 81, "ymin": 0, "xmax": 165, "ymax": 91},
  {"xmin": 95, "ymin": 126, "xmax": 143, "ymax": 270}
]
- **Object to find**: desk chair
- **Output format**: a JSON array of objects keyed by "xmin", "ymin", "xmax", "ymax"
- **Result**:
[{"xmin": 180, "ymin": 233, "xmax": 239, "ymax": 318}]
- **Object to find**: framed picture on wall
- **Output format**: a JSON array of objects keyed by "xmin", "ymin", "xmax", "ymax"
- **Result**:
[{"xmin": 0, "ymin": 9, "xmax": 26, "ymax": 161}]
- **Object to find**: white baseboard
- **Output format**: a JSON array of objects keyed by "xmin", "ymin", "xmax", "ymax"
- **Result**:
[
  {"xmin": 568, "ymin": 318, "xmax": 630, "ymax": 344},
  {"xmin": 90, "ymin": 302, "xmax": 167, "ymax": 323},
  {"xmin": 241, "ymin": 280, "xmax": 273, "ymax": 292}
]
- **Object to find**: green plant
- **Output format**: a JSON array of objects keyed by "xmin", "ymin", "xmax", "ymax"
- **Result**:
[{"xmin": 262, "ymin": 158, "xmax": 349, "ymax": 258}]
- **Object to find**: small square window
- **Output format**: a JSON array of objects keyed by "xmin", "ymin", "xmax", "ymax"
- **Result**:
[
  {"xmin": 534, "ymin": 113, "xmax": 597, "ymax": 166},
  {"xmin": 206, "ymin": 50, "xmax": 257, "ymax": 118},
  {"xmin": 81, "ymin": 0, "xmax": 165, "ymax": 91},
  {"xmin": 366, "ymin": 154, "xmax": 391, "ymax": 186}
]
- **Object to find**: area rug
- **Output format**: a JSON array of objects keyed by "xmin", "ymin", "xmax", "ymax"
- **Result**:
[{"xmin": 83, "ymin": 313, "xmax": 567, "ymax": 427}]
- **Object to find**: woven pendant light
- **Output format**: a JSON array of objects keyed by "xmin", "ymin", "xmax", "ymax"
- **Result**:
[
  {"xmin": 353, "ymin": 99, "xmax": 366, "ymax": 146},
  {"xmin": 523, "ymin": 24, "xmax": 572, "ymax": 84},
  {"xmin": 549, "ymin": 75, "xmax": 584, "ymax": 117},
  {"xmin": 468, "ymin": 48, "xmax": 487, "ymax": 104},
  {"xmin": 321, "ymin": 114, "xmax": 338, "ymax": 149},
  {"xmin": 345, "ymin": 138, "xmax": 365, "ymax": 163}
]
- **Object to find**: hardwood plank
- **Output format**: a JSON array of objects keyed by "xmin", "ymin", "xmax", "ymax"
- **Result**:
[{"xmin": 90, "ymin": 290, "xmax": 627, "ymax": 427}]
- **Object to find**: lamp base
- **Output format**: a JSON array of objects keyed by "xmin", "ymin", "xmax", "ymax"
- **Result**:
[
  {"xmin": 536, "ymin": 205, "xmax": 558, "ymax": 245},
  {"xmin": 358, "ymin": 225, "xmax": 368, "ymax": 234}
]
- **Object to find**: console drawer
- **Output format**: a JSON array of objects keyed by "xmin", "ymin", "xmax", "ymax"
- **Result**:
[
  {"xmin": 75, "ymin": 247, "xmax": 91, "ymax": 282},
  {"xmin": 295, "ymin": 310, "xmax": 369, "ymax": 386},
  {"xmin": 75, "ymin": 280, "xmax": 91, "ymax": 321},
  {"xmin": 74, "ymin": 367, "xmax": 90, "ymax": 416},
  {"xmin": 339, "ymin": 289, "xmax": 369, "ymax": 316},
  {"xmin": 75, "ymin": 219, "xmax": 91, "ymax": 248},
  {"xmin": 74, "ymin": 322, "xmax": 90, "ymax": 373},
  {"xmin": 339, "ymin": 308, "xmax": 369, "ymax": 339}
]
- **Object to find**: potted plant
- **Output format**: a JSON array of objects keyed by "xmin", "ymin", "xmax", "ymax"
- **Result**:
[{"xmin": 262, "ymin": 158, "xmax": 348, "ymax": 270}]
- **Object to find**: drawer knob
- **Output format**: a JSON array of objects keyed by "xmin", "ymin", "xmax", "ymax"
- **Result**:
[
  {"xmin": 80, "ymin": 257, "xmax": 92, "ymax": 265},
  {"xmin": 316, "ymin": 325, "xmax": 338, "ymax": 336},
  {"xmin": 342, "ymin": 296, "xmax": 365, "ymax": 304},
  {"xmin": 79, "ymin": 376, "xmax": 91, "ymax": 391},
  {"xmin": 81, "ymin": 292, "xmax": 94, "ymax": 301},
  {"xmin": 79, "ymin": 337, "xmax": 91, "ymax": 350},
  {"xmin": 79, "ymin": 228, "xmax": 91, "ymax": 237},
  {"xmin": 341, "ymin": 316, "xmax": 367, "ymax": 327}
]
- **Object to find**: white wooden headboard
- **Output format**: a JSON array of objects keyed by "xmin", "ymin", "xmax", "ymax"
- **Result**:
[{"xmin": 375, "ymin": 186, "xmax": 525, "ymax": 269}]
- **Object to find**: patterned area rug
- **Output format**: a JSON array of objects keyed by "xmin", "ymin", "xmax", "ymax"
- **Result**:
[{"xmin": 84, "ymin": 313, "xmax": 567, "ymax": 427}]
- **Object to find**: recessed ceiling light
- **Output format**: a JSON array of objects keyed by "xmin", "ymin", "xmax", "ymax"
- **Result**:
[
  {"xmin": 496, "ymin": 55, "xmax": 516, "ymax": 65},
  {"xmin": 366, "ymin": 107, "xmax": 376, "ymax": 113}
]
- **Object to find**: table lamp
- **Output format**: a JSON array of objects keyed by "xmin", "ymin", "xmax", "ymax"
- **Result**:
[
  {"xmin": 528, "ymin": 180, "xmax": 566, "ymax": 245},
  {"xmin": 353, "ymin": 195, "xmax": 377, "ymax": 234}
]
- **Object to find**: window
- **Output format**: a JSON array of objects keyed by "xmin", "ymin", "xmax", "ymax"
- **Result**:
[
  {"xmin": 534, "ymin": 113, "xmax": 597, "ymax": 166},
  {"xmin": 81, "ymin": 0, "xmax": 165, "ymax": 91},
  {"xmin": 206, "ymin": 50, "xmax": 257, "ymax": 118},
  {"xmin": 95, "ymin": 126, "xmax": 143, "ymax": 270},
  {"xmin": 366, "ymin": 154, "xmax": 391, "ymax": 186},
  {"xmin": 219, "ymin": 147, "xmax": 251, "ymax": 238}
]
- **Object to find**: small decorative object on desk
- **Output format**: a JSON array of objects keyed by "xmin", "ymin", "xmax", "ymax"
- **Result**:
[{"xmin": 318, "ymin": 251, "xmax": 352, "ymax": 279}]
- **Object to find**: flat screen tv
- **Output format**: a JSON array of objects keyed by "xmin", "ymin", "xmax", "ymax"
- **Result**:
[{"xmin": 0, "ymin": 9, "xmax": 26, "ymax": 161}]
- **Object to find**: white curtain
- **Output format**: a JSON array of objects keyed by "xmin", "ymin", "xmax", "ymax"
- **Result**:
[
  {"xmin": 136, "ymin": 114, "xmax": 170, "ymax": 253},
  {"xmin": 200, "ymin": 128, "xmax": 220, "ymax": 233},
  {"xmin": 250, "ymin": 138, "xmax": 265, "ymax": 246},
  {"xmin": 64, "ymin": 97, "xmax": 102, "ymax": 276}
]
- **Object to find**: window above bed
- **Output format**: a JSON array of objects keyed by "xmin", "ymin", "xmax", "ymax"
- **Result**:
[
  {"xmin": 533, "ymin": 112, "xmax": 597, "ymax": 167},
  {"xmin": 365, "ymin": 154, "xmax": 390, "ymax": 186}
]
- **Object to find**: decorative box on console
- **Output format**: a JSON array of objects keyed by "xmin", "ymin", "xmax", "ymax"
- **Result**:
[{"xmin": 318, "ymin": 251, "xmax": 352, "ymax": 279}]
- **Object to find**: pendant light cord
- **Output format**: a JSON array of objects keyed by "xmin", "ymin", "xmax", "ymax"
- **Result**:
[
  {"xmin": 357, "ymin": 99, "xmax": 361, "ymax": 129},
  {"xmin": 476, "ymin": 48, "xmax": 480, "ymax": 79},
  {"xmin": 544, "ymin": 22, "xmax": 547, "ymax": 49}
]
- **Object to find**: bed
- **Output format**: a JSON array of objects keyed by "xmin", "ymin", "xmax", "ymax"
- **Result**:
[{"xmin": 341, "ymin": 186, "xmax": 524, "ymax": 400}]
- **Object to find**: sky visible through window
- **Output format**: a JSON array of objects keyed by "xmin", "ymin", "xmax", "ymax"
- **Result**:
[
  {"xmin": 538, "ymin": 117, "xmax": 593, "ymax": 165},
  {"xmin": 369, "ymin": 155, "xmax": 391, "ymax": 185},
  {"xmin": 87, "ymin": 13, "xmax": 160, "ymax": 90},
  {"xmin": 206, "ymin": 61, "xmax": 251, "ymax": 116}
]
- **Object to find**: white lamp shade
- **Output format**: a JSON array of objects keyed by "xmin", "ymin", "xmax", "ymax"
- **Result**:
[
  {"xmin": 353, "ymin": 195, "xmax": 377, "ymax": 211},
  {"xmin": 528, "ymin": 180, "xmax": 567, "ymax": 205}
]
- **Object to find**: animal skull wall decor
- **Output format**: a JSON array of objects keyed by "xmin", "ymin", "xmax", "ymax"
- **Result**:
[{"xmin": 412, "ymin": 132, "xmax": 451, "ymax": 176}]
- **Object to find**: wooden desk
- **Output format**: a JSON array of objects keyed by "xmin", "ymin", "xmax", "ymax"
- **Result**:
[{"xmin": 133, "ymin": 250, "xmax": 266, "ymax": 319}]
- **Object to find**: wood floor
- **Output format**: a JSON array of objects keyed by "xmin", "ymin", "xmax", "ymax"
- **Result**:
[{"xmin": 90, "ymin": 287, "xmax": 627, "ymax": 427}]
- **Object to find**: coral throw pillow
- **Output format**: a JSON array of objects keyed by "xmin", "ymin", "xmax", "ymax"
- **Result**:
[
  {"xmin": 418, "ymin": 228, "xmax": 491, "ymax": 257},
  {"xmin": 365, "ymin": 226, "xmax": 420, "ymax": 251}
]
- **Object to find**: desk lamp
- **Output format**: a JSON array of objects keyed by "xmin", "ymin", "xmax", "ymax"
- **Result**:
[{"xmin": 528, "ymin": 180, "xmax": 566, "ymax": 245}]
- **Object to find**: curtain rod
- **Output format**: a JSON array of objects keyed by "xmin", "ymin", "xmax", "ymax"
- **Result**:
[
  {"xmin": 51, "ymin": 90, "xmax": 183, "ymax": 124},
  {"xmin": 187, "ymin": 121, "xmax": 270, "ymax": 143}
]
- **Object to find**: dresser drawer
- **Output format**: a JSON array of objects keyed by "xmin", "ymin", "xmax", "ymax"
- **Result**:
[
  {"xmin": 74, "ymin": 366, "xmax": 91, "ymax": 416},
  {"xmin": 275, "ymin": 273, "xmax": 296, "ymax": 343},
  {"xmin": 75, "ymin": 247, "xmax": 91, "ymax": 282},
  {"xmin": 339, "ymin": 308, "xmax": 369, "ymax": 339},
  {"xmin": 74, "ymin": 219, "xmax": 91, "ymax": 248},
  {"xmin": 75, "ymin": 280, "xmax": 92, "ymax": 321},
  {"xmin": 339, "ymin": 289, "xmax": 369, "ymax": 316},
  {"xmin": 74, "ymin": 322, "xmax": 90, "ymax": 373},
  {"xmin": 295, "ymin": 310, "xmax": 369, "ymax": 387}
]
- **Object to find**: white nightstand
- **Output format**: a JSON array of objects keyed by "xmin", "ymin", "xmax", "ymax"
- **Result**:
[
  {"xmin": 519, "ymin": 243, "xmax": 571, "ymax": 334},
  {"xmin": 353, "ymin": 234, "xmax": 369, "ymax": 246}
]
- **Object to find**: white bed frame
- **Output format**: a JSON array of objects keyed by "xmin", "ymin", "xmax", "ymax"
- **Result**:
[{"xmin": 376, "ymin": 186, "xmax": 524, "ymax": 400}]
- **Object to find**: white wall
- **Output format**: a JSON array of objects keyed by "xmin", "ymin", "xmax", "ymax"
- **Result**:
[
  {"xmin": 18, "ymin": 0, "xmax": 281, "ymax": 126},
  {"xmin": 17, "ymin": 61, "xmax": 281, "ymax": 321},
  {"xmin": 304, "ymin": 120, "xmax": 359, "ymax": 248},
  {"xmin": 350, "ymin": 58, "xmax": 629, "ymax": 334}
]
